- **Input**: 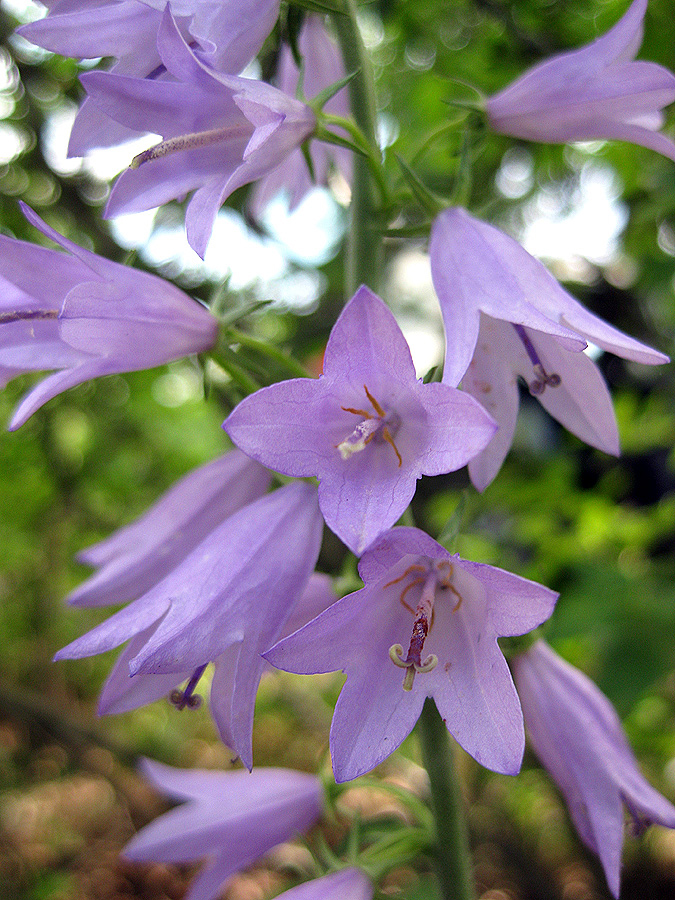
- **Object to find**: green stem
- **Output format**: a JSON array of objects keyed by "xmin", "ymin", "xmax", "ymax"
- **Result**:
[
  {"xmin": 333, "ymin": 0, "xmax": 383, "ymax": 294},
  {"xmin": 418, "ymin": 699, "xmax": 476, "ymax": 900}
]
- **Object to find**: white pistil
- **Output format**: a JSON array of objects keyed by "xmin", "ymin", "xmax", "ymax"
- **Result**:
[
  {"xmin": 388, "ymin": 572, "xmax": 439, "ymax": 691},
  {"xmin": 337, "ymin": 384, "xmax": 403, "ymax": 467},
  {"xmin": 131, "ymin": 123, "xmax": 251, "ymax": 169}
]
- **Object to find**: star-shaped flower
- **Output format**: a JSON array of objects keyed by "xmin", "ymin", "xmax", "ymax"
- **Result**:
[
  {"xmin": 265, "ymin": 526, "xmax": 558, "ymax": 782},
  {"xmin": 56, "ymin": 483, "xmax": 324, "ymax": 768},
  {"xmin": 430, "ymin": 207, "xmax": 669, "ymax": 490},
  {"xmin": 0, "ymin": 203, "xmax": 217, "ymax": 430},
  {"xmin": 78, "ymin": 7, "xmax": 315, "ymax": 257},
  {"xmin": 513, "ymin": 640, "xmax": 675, "ymax": 898},
  {"xmin": 485, "ymin": 0, "xmax": 675, "ymax": 161},
  {"xmin": 124, "ymin": 759, "xmax": 323, "ymax": 900},
  {"xmin": 224, "ymin": 286, "xmax": 497, "ymax": 554}
]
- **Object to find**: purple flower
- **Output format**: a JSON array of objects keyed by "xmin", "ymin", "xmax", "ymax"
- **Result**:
[
  {"xmin": 512, "ymin": 640, "xmax": 675, "ymax": 898},
  {"xmin": 68, "ymin": 449, "xmax": 271, "ymax": 608},
  {"xmin": 56, "ymin": 482, "xmax": 324, "ymax": 768},
  {"xmin": 19, "ymin": 0, "xmax": 281, "ymax": 154},
  {"xmin": 430, "ymin": 207, "xmax": 669, "ymax": 490},
  {"xmin": 485, "ymin": 0, "xmax": 675, "ymax": 161},
  {"xmin": 224, "ymin": 286, "xmax": 497, "ymax": 555},
  {"xmin": 0, "ymin": 203, "xmax": 217, "ymax": 430},
  {"xmin": 265, "ymin": 526, "xmax": 558, "ymax": 782},
  {"xmin": 95, "ymin": 571, "xmax": 337, "ymax": 719},
  {"xmin": 250, "ymin": 15, "xmax": 352, "ymax": 219},
  {"xmin": 78, "ymin": 7, "xmax": 315, "ymax": 257},
  {"xmin": 124, "ymin": 758, "xmax": 323, "ymax": 900},
  {"xmin": 275, "ymin": 869, "xmax": 373, "ymax": 900}
]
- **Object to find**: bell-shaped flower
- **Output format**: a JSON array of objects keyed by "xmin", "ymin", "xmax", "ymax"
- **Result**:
[
  {"xmin": 0, "ymin": 203, "xmax": 217, "ymax": 430},
  {"xmin": 485, "ymin": 0, "xmax": 675, "ymax": 161},
  {"xmin": 95, "ymin": 571, "xmax": 337, "ymax": 722},
  {"xmin": 265, "ymin": 526, "xmax": 558, "ymax": 782},
  {"xmin": 224, "ymin": 286, "xmax": 497, "ymax": 555},
  {"xmin": 68, "ymin": 449, "xmax": 271, "ymax": 608},
  {"xmin": 19, "ymin": 0, "xmax": 281, "ymax": 154},
  {"xmin": 78, "ymin": 7, "xmax": 316, "ymax": 257},
  {"xmin": 274, "ymin": 869, "xmax": 373, "ymax": 900},
  {"xmin": 55, "ymin": 482, "xmax": 324, "ymax": 768},
  {"xmin": 512, "ymin": 640, "xmax": 675, "ymax": 898},
  {"xmin": 124, "ymin": 758, "xmax": 323, "ymax": 900},
  {"xmin": 250, "ymin": 15, "xmax": 352, "ymax": 219},
  {"xmin": 430, "ymin": 207, "xmax": 669, "ymax": 490}
]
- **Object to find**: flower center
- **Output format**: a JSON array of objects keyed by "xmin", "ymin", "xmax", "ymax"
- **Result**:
[
  {"xmin": 337, "ymin": 384, "xmax": 402, "ymax": 467},
  {"xmin": 169, "ymin": 664, "xmax": 208, "ymax": 710},
  {"xmin": 131, "ymin": 123, "xmax": 251, "ymax": 168},
  {"xmin": 512, "ymin": 323, "xmax": 561, "ymax": 395},
  {"xmin": 387, "ymin": 559, "xmax": 463, "ymax": 691}
]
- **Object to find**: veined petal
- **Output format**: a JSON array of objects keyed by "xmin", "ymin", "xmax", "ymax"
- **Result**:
[
  {"xmin": 71, "ymin": 451, "xmax": 270, "ymax": 608},
  {"xmin": 323, "ymin": 285, "xmax": 418, "ymax": 390},
  {"xmin": 431, "ymin": 208, "xmax": 585, "ymax": 385},
  {"xmin": 462, "ymin": 317, "xmax": 521, "ymax": 492}
]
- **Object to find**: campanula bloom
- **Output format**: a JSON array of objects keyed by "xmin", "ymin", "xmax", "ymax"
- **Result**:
[
  {"xmin": 95, "ymin": 572, "xmax": 337, "ymax": 719},
  {"xmin": 56, "ymin": 483, "xmax": 324, "ymax": 768},
  {"xmin": 430, "ymin": 207, "xmax": 669, "ymax": 490},
  {"xmin": 512, "ymin": 640, "xmax": 675, "ymax": 898},
  {"xmin": 486, "ymin": 0, "xmax": 675, "ymax": 161},
  {"xmin": 0, "ymin": 203, "xmax": 217, "ymax": 430},
  {"xmin": 124, "ymin": 759, "xmax": 323, "ymax": 900},
  {"xmin": 265, "ymin": 526, "xmax": 558, "ymax": 782},
  {"xmin": 20, "ymin": 0, "xmax": 281, "ymax": 154},
  {"xmin": 250, "ymin": 15, "xmax": 352, "ymax": 219},
  {"xmin": 224, "ymin": 286, "xmax": 497, "ymax": 555},
  {"xmin": 68, "ymin": 449, "xmax": 271, "ymax": 608},
  {"xmin": 79, "ymin": 7, "xmax": 315, "ymax": 257}
]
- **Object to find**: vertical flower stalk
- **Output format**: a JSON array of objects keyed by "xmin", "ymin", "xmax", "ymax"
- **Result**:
[
  {"xmin": 418, "ymin": 700, "xmax": 476, "ymax": 900},
  {"xmin": 333, "ymin": 0, "xmax": 383, "ymax": 293}
]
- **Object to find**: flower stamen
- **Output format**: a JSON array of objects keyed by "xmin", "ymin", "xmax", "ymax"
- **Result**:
[
  {"xmin": 512, "ymin": 323, "xmax": 561, "ymax": 395},
  {"xmin": 131, "ymin": 124, "xmax": 250, "ymax": 168},
  {"xmin": 337, "ymin": 384, "xmax": 403, "ymax": 466},
  {"xmin": 169, "ymin": 664, "xmax": 207, "ymax": 711},
  {"xmin": 0, "ymin": 309, "xmax": 59, "ymax": 324}
]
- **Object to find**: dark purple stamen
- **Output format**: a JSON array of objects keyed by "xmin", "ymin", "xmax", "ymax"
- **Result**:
[
  {"xmin": 0, "ymin": 309, "xmax": 58, "ymax": 325},
  {"xmin": 170, "ymin": 664, "xmax": 208, "ymax": 710},
  {"xmin": 512, "ymin": 323, "xmax": 561, "ymax": 395}
]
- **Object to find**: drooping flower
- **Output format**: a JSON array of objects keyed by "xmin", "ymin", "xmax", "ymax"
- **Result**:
[
  {"xmin": 95, "ymin": 571, "xmax": 337, "ymax": 718},
  {"xmin": 250, "ymin": 15, "xmax": 352, "ymax": 219},
  {"xmin": 274, "ymin": 869, "xmax": 373, "ymax": 900},
  {"xmin": 485, "ymin": 0, "xmax": 675, "ymax": 161},
  {"xmin": 265, "ymin": 526, "xmax": 558, "ymax": 782},
  {"xmin": 19, "ymin": 0, "xmax": 281, "ymax": 154},
  {"xmin": 224, "ymin": 286, "xmax": 497, "ymax": 555},
  {"xmin": 124, "ymin": 759, "xmax": 323, "ymax": 900},
  {"xmin": 512, "ymin": 640, "xmax": 675, "ymax": 898},
  {"xmin": 430, "ymin": 207, "xmax": 669, "ymax": 490},
  {"xmin": 0, "ymin": 203, "xmax": 217, "ymax": 430},
  {"xmin": 68, "ymin": 449, "xmax": 271, "ymax": 608},
  {"xmin": 56, "ymin": 483, "xmax": 324, "ymax": 768},
  {"xmin": 78, "ymin": 7, "xmax": 316, "ymax": 257}
]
